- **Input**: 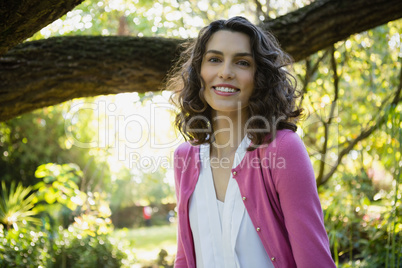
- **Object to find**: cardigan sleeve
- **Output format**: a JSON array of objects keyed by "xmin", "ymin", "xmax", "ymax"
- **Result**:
[
  {"xmin": 173, "ymin": 145, "xmax": 189, "ymax": 267},
  {"xmin": 271, "ymin": 132, "xmax": 336, "ymax": 268}
]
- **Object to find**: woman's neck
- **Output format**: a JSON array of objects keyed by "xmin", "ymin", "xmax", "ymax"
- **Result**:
[{"xmin": 210, "ymin": 109, "xmax": 248, "ymax": 158}]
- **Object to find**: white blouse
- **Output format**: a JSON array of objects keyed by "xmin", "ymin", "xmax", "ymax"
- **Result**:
[{"xmin": 189, "ymin": 135, "xmax": 274, "ymax": 268}]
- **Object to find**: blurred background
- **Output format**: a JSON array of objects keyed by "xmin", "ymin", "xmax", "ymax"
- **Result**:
[{"xmin": 0, "ymin": 0, "xmax": 401, "ymax": 267}]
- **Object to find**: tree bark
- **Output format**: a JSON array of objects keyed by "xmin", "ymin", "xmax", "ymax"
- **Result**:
[
  {"xmin": 261, "ymin": 0, "xmax": 402, "ymax": 61},
  {"xmin": 0, "ymin": 0, "xmax": 84, "ymax": 56},
  {"xmin": 0, "ymin": 0, "xmax": 402, "ymax": 121},
  {"xmin": 0, "ymin": 36, "xmax": 182, "ymax": 121}
]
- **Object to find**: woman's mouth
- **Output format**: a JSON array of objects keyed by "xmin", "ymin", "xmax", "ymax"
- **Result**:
[{"xmin": 212, "ymin": 86, "xmax": 240, "ymax": 96}]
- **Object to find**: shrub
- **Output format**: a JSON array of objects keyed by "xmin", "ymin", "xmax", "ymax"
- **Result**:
[
  {"xmin": 0, "ymin": 225, "xmax": 50, "ymax": 267},
  {"xmin": 0, "ymin": 224, "xmax": 126, "ymax": 268},
  {"xmin": 52, "ymin": 227, "xmax": 126, "ymax": 268},
  {"xmin": 321, "ymin": 172, "xmax": 401, "ymax": 267}
]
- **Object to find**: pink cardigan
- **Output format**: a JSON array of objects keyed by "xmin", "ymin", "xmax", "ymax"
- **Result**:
[{"xmin": 174, "ymin": 129, "xmax": 336, "ymax": 267}]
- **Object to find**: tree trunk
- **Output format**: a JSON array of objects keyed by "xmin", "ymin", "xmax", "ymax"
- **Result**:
[
  {"xmin": 0, "ymin": 0, "xmax": 402, "ymax": 121},
  {"xmin": 0, "ymin": 0, "xmax": 84, "ymax": 56},
  {"xmin": 0, "ymin": 36, "xmax": 182, "ymax": 121},
  {"xmin": 261, "ymin": 0, "xmax": 402, "ymax": 61}
]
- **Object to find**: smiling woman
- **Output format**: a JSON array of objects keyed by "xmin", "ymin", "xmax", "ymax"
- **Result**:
[
  {"xmin": 168, "ymin": 17, "xmax": 303, "ymax": 148},
  {"xmin": 167, "ymin": 16, "xmax": 336, "ymax": 268}
]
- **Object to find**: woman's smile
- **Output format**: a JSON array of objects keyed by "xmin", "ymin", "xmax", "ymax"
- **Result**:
[{"xmin": 213, "ymin": 84, "xmax": 240, "ymax": 96}]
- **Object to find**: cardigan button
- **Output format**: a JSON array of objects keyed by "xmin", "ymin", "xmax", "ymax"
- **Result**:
[
  {"xmin": 271, "ymin": 257, "xmax": 276, "ymax": 261},
  {"xmin": 232, "ymin": 171, "xmax": 237, "ymax": 176},
  {"xmin": 242, "ymin": 196, "xmax": 246, "ymax": 200},
  {"xmin": 256, "ymin": 227, "xmax": 261, "ymax": 232}
]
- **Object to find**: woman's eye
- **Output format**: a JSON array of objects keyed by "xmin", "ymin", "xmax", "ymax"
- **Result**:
[
  {"xmin": 238, "ymin": 60, "xmax": 250, "ymax": 66},
  {"xmin": 208, "ymin": 57, "xmax": 221, "ymax": 63}
]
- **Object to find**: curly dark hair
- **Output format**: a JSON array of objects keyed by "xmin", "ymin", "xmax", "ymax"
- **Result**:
[{"xmin": 167, "ymin": 16, "xmax": 302, "ymax": 150}]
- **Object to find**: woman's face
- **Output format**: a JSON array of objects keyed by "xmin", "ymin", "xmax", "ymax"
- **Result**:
[{"xmin": 201, "ymin": 30, "xmax": 255, "ymax": 115}]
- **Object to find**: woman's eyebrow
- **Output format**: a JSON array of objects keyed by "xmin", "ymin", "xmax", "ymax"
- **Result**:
[{"xmin": 205, "ymin": 50, "xmax": 253, "ymax": 57}]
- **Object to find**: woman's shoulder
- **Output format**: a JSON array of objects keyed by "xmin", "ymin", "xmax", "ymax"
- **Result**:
[
  {"xmin": 173, "ymin": 142, "xmax": 200, "ymax": 176},
  {"xmin": 259, "ymin": 129, "xmax": 305, "ymax": 154},
  {"xmin": 270, "ymin": 129, "xmax": 308, "ymax": 157},
  {"xmin": 174, "ymin": 141, "xmax": 200, "ymax": 157},
  {"xmin": 275, "ymin": 129, "xmax": 302, "ymax": 144}
]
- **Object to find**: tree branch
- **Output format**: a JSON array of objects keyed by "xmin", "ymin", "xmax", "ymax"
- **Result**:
[
  {"xmin": 316, "ymin": 45, "xmax": 340, "ymax": 186},
  {"xmin": 0, "ymin": 0, "xmax": 84, "ymax": 56},
  {"xmin": 0, "ymin": 36, "xmax": 183, "ymax": 121},
  {"xmin": 320, "ymin": 64, "xmax": 402, "ymax": 185},
  {"xmin": 298, "ymin": 48, "xmax": 330, "ymax": 107},
  {"xmin": 254, "ymin": 0, "xmax": 269, "ymax": 21},
  {"xmin": 0, "ymin": 0, "xmax": 402, "ymax": 121},
  {"xmin": 260, "ymin": 0, "xmax": 402, "ymax": 61}
]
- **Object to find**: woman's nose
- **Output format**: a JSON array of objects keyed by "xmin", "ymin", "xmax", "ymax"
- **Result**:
[{"xmin": 218, "ymin": 63, "xmax": 234, "ymax": 79}]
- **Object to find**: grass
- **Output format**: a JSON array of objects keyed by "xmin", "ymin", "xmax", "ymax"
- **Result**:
[{"xmin": 112, "ymin": 224, "xmax": 177, "ymax": 267}]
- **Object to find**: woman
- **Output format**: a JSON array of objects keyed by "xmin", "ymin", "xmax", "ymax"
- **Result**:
[{"xmin": 168, "ymin": 16, "xmax": 336, "ymax": 268}]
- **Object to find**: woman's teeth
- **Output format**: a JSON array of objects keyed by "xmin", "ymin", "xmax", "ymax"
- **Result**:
[{"xmin": 215, "ymin": 87, "xmax": 237, "ymax": 93}]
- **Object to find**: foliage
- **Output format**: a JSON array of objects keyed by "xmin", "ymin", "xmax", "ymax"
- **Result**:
[
  {"xmin": 34, "ymin": 163, "xmax": 114, "ymax": 234},
  {"xmin": 34, "ymin": 163, "xmax": 84, "ymax": 211},
  {"xmin": 28, "ymin": 0, "xmax": 315, "ymax": 45},
  {"xmin": 297, "ymin": 19, "xmax": 402, "ymax": 184},
  {"xmin": 111, "ymin": 167, "xmax": 175, "ymax": 210},
  {"xmin": 0, "ymin": 224, "xmax": 50, "ymax": 267},
  {"xmin": 0, "ymin": 106, "xmax": 68, "ymax": 185},
  {"xmin": 321, "ymin": 105, "xmax": 402, "ymax": 267},
  {"xmin": 0, "ymin": 223, "xmax": 126, "ymax": 268},
  {"xmin": 0, "ymin": 167, "xmax": 124, "ymax": 267},
  {"xmin": 0, "ymin": 99, "xmax": 113, "ymax": 192},
  {"xmin": 1, "ymin": 0, "xmax": 401, "ymax": 266},
  {"xmin": 322, "ymin": 174, "xmax": 398, "ymax": 267},
  {"xmin": 30, "ymin": 0, "xmax": 306, "ymax": 40},
  {"xmin": 0, "ymin": 182, "xmax": 41, "ymax": 230},
  {"xmin": 52, "ymin": 225, "xmax": 125, "ymax": 268}
]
